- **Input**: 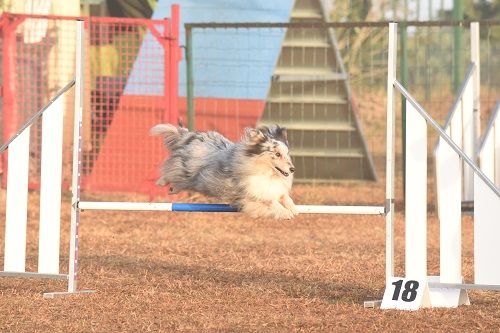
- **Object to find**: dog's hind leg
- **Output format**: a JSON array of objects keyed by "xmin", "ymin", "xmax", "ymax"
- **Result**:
[
  {"xmin": 156, "ymin": 155, "xmax": 185, "ymax": 189},
  {"xmin": 156, "ymin": 175, "xmax": 169, "ymax": 187},
  {"xmin": 156, "ymin": 176, "xmax": 180, "ymax": 194}
]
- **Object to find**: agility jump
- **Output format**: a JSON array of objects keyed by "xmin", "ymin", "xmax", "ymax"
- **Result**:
[
  {"xmin": 0, "ymin": 19, "xmax": 498, "ymax": 309},
  {"xmin": 373, "ymin": 22, "xmax": 500, "ymax": 310},
  {"xmin": 0, "ymin": 17, "xmax": 385, "ymax": 299}
]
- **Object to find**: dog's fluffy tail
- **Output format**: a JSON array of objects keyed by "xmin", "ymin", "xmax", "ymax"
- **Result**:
[{"xmin": 150, "ymin": 124, "xmax": 186, "ymax": 150}]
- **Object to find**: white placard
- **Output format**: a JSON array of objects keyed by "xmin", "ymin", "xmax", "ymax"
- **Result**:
[{"xmin": 381, "ymin": 277, "xmax": 431, "ymax": 310}]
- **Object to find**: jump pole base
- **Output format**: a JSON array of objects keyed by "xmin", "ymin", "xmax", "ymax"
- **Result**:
[
  {"xmin": 43, "ymin": 289, "xmax": 96, "ymax": 299},
  {"xmin": 363, "ymin": 300, "xmax": 382, "ymax": 308}
]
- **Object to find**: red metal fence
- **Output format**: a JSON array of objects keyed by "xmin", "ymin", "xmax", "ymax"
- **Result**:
[{"xmin": 0, "ymin": 6, "xmax": 180, "ymax": 197}]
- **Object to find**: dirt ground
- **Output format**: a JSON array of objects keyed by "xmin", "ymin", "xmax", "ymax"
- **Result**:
[{"xmin": 0, "ymin": 183, "xmax": 499, "ymax": 333}]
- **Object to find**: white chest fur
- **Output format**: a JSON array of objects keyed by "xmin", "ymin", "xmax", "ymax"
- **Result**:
[{"xmin": 244, "ymin": 173, "xmax": 291, "ymax": 201}]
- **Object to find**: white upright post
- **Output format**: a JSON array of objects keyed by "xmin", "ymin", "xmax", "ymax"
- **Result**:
[
  {"xmin": 385, "ymin": 22, "xmax": 397, "ymax": 283},
  {"xmin": 38, "ymin": 96, "xmax": 64, "ymax": 274},
  {"xmin": 462, "ymin": 77, "xmax": 475, "ymax": 201},
  {"xmin": 460, "ymin": 22, "xmax": 480, "ymax": 202},
  {"xmin": 43, "ymin": 20, "xmax": 93, "ymax": 298},
  {"xmin": 4, "ymin": 130, "xmax": 30, "ymax": 272},
  {"xmin": 496, "ymin": 110, "xmax": 500, "ymax": 187},
  {"xmin": 67, "ymin": 19, "xmax": 85, "ymax": 294},
  {"xmin": 470, "ymin": 22, "xmax": 480, "ymax": 160}
]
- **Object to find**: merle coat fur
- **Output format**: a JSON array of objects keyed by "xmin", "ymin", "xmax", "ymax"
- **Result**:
[{"xmin": 150, "ymin": 124, "xmax": 298, "ymax": 219}]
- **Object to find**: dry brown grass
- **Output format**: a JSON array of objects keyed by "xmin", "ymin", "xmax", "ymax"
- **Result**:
[{"xmin": 0, "ymin": 184, "xmax": 499, "ymax": 333}]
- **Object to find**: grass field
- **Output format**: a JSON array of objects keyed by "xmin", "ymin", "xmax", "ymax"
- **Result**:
[{"xmin": 0, "ymin": 183, "xmax": 499, "ymax": 332}]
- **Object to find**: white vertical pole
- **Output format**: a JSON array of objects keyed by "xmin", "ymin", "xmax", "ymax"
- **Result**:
[
  {"xmin": 4, "ymin": 130, "xmax": 30, "ymax": 272},
  {"xmin": 462, "ymin": 77, "xmax": 474, "ymax": 201},
  {"xmin": 385, "ymin": 22, "xmax": 397, "ymax": 282},
  {"xmin": 38, "ymin": 96, "xmax": 64, "ymax": 274},
  {"xmin": 464, "ymin": 21, "xmax": 480, "ymax": 203},
  {"xmin": 495, "ymin": 113, "xmax": 500, "ymax": 187},
  {"xmin": 470, "ymin": 22, "xmax": 480, "ymax": 158},
  {"xmin": 68, "ymin": 19, "xmax": 84, "ymax": 293},
  {"xmin": 405, "ymin": 99, "xmax": 427, "ymax": 278}
]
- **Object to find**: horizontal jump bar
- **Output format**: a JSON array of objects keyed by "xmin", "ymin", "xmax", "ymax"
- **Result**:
[
  {"xmin": 78, "ymin": 201, "xmax": 385, "ymax": 215},
  {"xmin": 0, "ymin": 271, "xmax": 69, "ymax": 280},
  {"xmin": 428, "ymin": 282, "xmax": 500, "ymax": 291}
]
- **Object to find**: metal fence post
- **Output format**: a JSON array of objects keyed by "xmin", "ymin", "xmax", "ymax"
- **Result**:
[
  {"xmin": 68, "ymin": 19, "xmax": 85, "ymax": 294},
  {"xmin": 163, "ymin": 17, "xmax": 171, "ymax": 124},
  {"xmin": 169, "ymin": 4, "xmax": 180, "ymax": 125},
  {"xmin": 470, "ymin": 22, "xmax": 480, "ymax": 157},
  {"xmin": 400, "ymin": 23, "xmax": 408, "ymax": 197},
  {"xmin": 386, "ymin": 22, "xmax": 398, "ymax": 283},
  {"xmin": 2, "ymin": 14, "xmax": 15, "ymax": 187},
  {"xmin": 185, "ymin": 25, "xmax": 194, "ymax": 131},
  {"xmin": 453, "ymin": 0, "xmax": 464, "ymax": 93}
]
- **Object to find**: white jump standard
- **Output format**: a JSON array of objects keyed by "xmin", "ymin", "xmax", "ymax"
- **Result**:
[
  {"xmin": 0, "ymin": 20, "xmax": 93, "ymax": 298},
  {"xmin": 376, "ymin": 22, "xmax": 500, "ymax": 310}
]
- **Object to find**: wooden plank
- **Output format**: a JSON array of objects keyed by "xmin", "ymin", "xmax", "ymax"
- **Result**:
[
  {"xmin": 259, "ymin": 121, "xmax": 354, "ymax": 131},
  {"xmin": 436, "ymin": 128, "xmax": 462, "ymax": 283},
  {"xmin": 405, "ymin": 99, "xmax": 427, "ymax": 278},
  {"xmin": 4, "ymin": 129, "xmax": 30, "ymax": 272},
  {"xmin": 38, "ymin": 96, "xmax": 64, "ymax": 274},
  {"xmin": 267, "ymin": 96, "xmax": 347, "ymax": 104},
  {"xmin": 479, "ymin": 104, "xmax": 499, "ymax": 186},
  {"xmin": 290, "ymin": 148, "xmax": 364, "ymax": 158},
  {"xmin": 474, "ymin": 173, "xmax": 500, "ymax": 285}
]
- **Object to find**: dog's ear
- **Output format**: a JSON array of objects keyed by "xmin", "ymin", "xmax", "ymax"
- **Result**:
[
  {"xmin": 273, "ymin": 125, "xmax": 288, "ymax": 145},
  {"xmin": 244, "ymin": 128, "xmax": 267, "ymax": 143},
  {"xmin": 257, "ymin": 125, "xmax": 270, "ymax": 136},
  {"xmin": 261, "ymin": 124, "xmax": 288, "ymax": 146}
]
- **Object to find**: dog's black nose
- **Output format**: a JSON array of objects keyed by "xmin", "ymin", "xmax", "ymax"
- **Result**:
[{"xmin": 289, "ymin": 167, "xmax": 295, "ymax": 173}]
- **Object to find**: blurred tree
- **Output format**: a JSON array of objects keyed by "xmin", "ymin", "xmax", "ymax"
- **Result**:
[
  {"xmin": 439, "ymin": 0, "xmax": 499, "ymax": 20},
  {"xmin": 331, "ymin": 0, "xmax": 397, "ymax": 81},
  {"xmin": 463, "ymin": 0, "xmax": 500, "ymax": 40},
  {"xmin": 106, "ymin": 0, "xmax": 155, "ymax": 18},
  {"xmin": 464, "ymin": 0, "xmax": 499, "ymax": 20}
]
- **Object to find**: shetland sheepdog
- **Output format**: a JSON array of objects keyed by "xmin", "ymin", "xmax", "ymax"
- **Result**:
[{"xmin": 150, "ymin": 124, "xmax": 298, "ymax": 219}]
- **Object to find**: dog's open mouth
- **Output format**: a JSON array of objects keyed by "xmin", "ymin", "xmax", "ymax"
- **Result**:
[{"xmin": 275, "ymin": 167, "xmax": 289, "ymax": 177}]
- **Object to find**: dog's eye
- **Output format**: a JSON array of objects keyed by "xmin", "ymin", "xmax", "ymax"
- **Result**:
[{"xmin": 275, "ymin": 152, "xmax": 281, "ymax": 157}]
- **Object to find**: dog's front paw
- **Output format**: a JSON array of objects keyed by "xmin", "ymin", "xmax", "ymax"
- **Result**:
[
  {"xmin": 288, "ymin": 204, "xmax": 299, "ymax": 217},
  {"xmin": 274, "ymin": 208, "xmax": 295, "ymax": 220},
  {"xmin": 281, "ymin": 196, "xmax": 299, "ymax": 217}
]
